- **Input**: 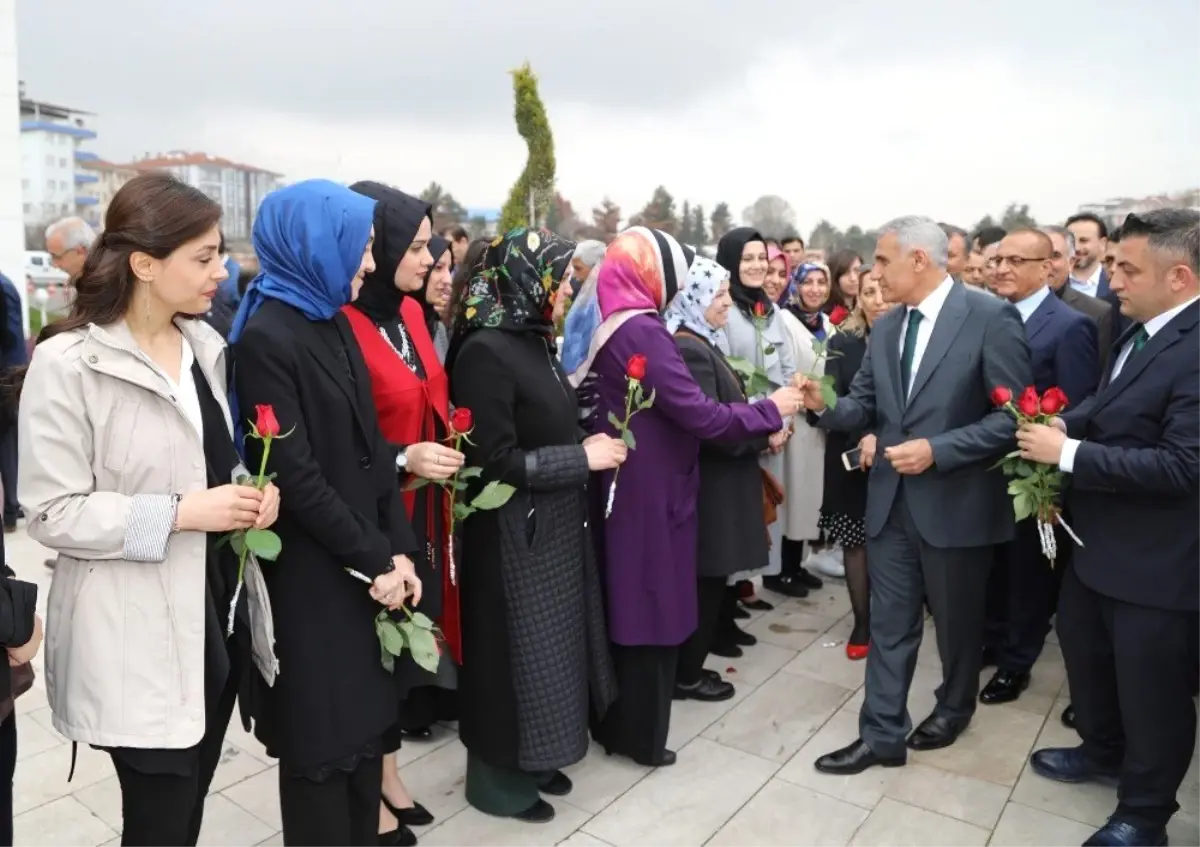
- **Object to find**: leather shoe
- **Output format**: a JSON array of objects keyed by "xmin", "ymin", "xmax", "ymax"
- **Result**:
[
  {"xmin": 728, "ymin": 625, "xmax": 757, "ymax": 647},
  {"xmin": 763, "ymin": 575, "xmax": 809, "ymax": 598},
  {"xmin": 1029, "ymin": 746, "xmax": 1120, "ymax": 785},
  {"xmin": 741, "ymin": 597, "xmax": 774, "ymax": 612},
  {"xmin": 709, "ymin": 640, "xmax": 743, "ymax": 659},
  {"xmin": 1062, "ymin": 704, "xmax": 1076, "ymax": 729},
  {"xmin": 514, "ymin": 799, "xmax": 555, "ymax": 823},
  {"xmin": 731, "ymin": 605, "xmax": 751, "ymax": 620},
  {"xmin": 380, "ymin": 825, "xmax": 417, "ymax": 846},
  {"xmin": 979, "ymin": 670, "xmax": 1031, "ymax": 705},
  {"xmin": 814, "ymin": 739, "xmax": 906, "ymax": 775},
  {"xmin": 906, "ymin": 714, "xmax": 968, "ymax": 751},
  {"xmin": 793, "ymin": 568, "xmax": 824, "ymax": 590},
  {"xmin": 674, "ymin": 676, "xmax": 735, "ymax": 702},
  {"xmin": 538, "ymin": 770, "xmax": 573, "ymax": 796},
  {"xmin": 1083, "ymin": 819, "xmax": 1168, "ymax": 846}
]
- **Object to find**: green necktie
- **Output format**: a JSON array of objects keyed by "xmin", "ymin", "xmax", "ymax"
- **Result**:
[
  {"xmin": 900, "ymin": 308, "xmax": 923, "ymax": 396},
  {"xmin": 1128, "ymin": 326, "xmax": 1150, "ymax": 358}
]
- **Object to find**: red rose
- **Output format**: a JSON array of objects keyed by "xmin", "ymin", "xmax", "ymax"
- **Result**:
[
  {"xmin": 1016, "ymin": 386, "xmax": 1040, "ymax": 418},
  {"xmin": 829, "ymin": 305, "xmax": 850, "ymax": 326},
  {"xmin": 254, "ymin": 404, "xmax": 281, "ymax": 438},
  {"xmin": 1040, "ymin": 387, "xmax": 1069, "ymax": 416},
  {"xmin": 990, "ymin": 386, "xmax": 1013, "ymax": 407},
  {"xmin": 753, "ymin": 302, "xmax": 767, "ymax": 319},
  {"xmin": 449, "ymin": 407, "xmax": 474, "ymax": 434},
  {"xmin": 626, "ymin": 353, "xmax": 648, "ymax": 382}
]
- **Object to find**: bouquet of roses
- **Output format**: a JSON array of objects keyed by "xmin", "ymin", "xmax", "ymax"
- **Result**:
[
  {"xmin": 991, "ymin": 385, "xmax": 1084, "ymax": 562},
  {"xmin": 605, "ymin": 353, "xmax": 655, "ymax": 517}
]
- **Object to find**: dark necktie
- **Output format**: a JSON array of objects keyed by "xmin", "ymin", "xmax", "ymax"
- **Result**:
[
  {"xmin": 1128, "ymin": 325, "xmax": 1149, "ymax": 358},
  {"xmin": 900, "ymin": 308, "xmax": 924, "ymax": 396}
]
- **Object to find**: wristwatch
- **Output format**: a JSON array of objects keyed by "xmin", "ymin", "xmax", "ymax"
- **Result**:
[{"xmin": 395, "ymin": 447, "xmax": 409, "ymax": 471}]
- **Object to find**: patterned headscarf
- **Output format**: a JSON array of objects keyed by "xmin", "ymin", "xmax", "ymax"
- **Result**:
[
  {"xmin": 567, "ymin": 226, "xmax": 695, "ymax": 386},
  {"xmin": 446, "ymin": 227, "xmax": 576, "ymax": 367},
  {"xmin": 783, "ymin": 261, "xmax": 833, "ymax": 337},
  {"xmin": 767, "ymin": 244, "xmax": 791, "ymax": 305},
  {"xmin": 663, "ymin": 257, "xmax": 731, "ymax": 355}
]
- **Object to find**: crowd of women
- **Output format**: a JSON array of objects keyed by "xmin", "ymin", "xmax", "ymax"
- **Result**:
[{"xmin": 0, "ymin": 172, "xmax": 897, "ymax": 846}]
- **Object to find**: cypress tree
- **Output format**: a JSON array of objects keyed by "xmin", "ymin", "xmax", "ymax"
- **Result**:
[{"xmin": 499, "ymin": 63, "xmax": 557, "ymax": 232}]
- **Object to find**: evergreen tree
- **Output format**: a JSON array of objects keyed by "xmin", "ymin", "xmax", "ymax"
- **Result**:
[
  {"xmin": 592, "ymin": 198, "xmax": 622, "ymax": 239},
  {"xmin": 499, "ymin": 63, "xmax": 557, "ymax": 232},
  {"xmin": 710, "ymin": 202, "xmax": 733, "ymax": 241},
  {"xmin": 630, "ymin": 186, "xmax": 680, "ymax": 235},
  {"xmin": 691, "ymin": 205, "xmax": 709, "ymax": 245},
  {"xmin": 679, "ymin": 200, "xmax": 693, "ymax": 244},
  {"xmin": 1000, "ymin": 203, "xmax": 1038, "ymax": 231}
]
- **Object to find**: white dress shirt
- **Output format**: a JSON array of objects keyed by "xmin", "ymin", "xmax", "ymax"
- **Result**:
[
  {"xmin": 899, "ymin": 275, "xmax": 956, "ymax": 396},
  {"xmin": 1013, "ymin": 285, "xmax": 1051, "ymax": 325},
  {"xmin": 1068, "ymin": 263, "xmax": 1104, "ymax": 298},
  {"xmin": 1059, "ymin": 295, "xmax": 1200, "ymax": 473}
]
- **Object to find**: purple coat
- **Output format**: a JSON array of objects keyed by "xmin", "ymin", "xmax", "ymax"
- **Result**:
[{"xmin": 591, "ymin": 314, "xmax": 783, "ymax": 646}]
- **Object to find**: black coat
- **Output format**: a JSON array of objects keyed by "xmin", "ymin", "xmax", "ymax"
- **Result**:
[
  {"xmin": 232, "ymin": 299, "xmax": 418, "ymax": 769},
  {"xmin": 676, "ymin": 332, "xmax": 769, "ymax": 578},
  {"xmin": 821, "ymin": 331, "xmax": 869, "ymax": 520}
]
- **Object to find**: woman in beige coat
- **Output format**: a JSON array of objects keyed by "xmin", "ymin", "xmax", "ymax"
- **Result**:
[{"xmin": 17, "ymin": 173, "xmax": 280, "ymax": 847}]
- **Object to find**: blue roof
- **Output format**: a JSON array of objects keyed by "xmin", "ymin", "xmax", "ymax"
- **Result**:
[{"xmin": 21, "ymin": 120, "xmax": 97, "ymax": 139}]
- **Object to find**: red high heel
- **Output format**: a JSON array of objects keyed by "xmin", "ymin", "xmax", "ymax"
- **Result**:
[{"xmin": 846, "ymin": 642, "xmax": 869, "ymax": 661}]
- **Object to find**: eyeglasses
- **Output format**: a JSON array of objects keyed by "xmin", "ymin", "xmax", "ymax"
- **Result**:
[{"xmin": 987, "ymin": 255, "xmax": 1050, "ymax": 269}]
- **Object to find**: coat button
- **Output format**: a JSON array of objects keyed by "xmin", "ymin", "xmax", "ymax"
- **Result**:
[
  {"xmin": 359, "ymin": 456, "xmax": 371, "ymax": 469},
  {"xmin": 87, "ymin": 355, "xmax": 98, "ymax": 364},
  {"xmin": 39, "ymin": 513, "xmax": 48, "ymax": 522}
]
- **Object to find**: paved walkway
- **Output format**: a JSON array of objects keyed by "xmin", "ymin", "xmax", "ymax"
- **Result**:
[{"xmin": 7, "ymin": 528, "xmax": 1198, "ymax": 845}]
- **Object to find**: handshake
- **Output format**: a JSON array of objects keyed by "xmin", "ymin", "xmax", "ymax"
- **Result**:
[{"xmin": 765, "ymin": 375, "xmax": 829, "ymax": 417}]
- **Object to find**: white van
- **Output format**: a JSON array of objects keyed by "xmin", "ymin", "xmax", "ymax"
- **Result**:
[{"xmin": 24, "ymin": 251, "xmax": 70, "ymax": 287}]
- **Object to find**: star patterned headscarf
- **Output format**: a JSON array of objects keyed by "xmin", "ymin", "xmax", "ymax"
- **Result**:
[{"xmin": 663, "ymin": 257, "xmax": 731, "ymax": 355}]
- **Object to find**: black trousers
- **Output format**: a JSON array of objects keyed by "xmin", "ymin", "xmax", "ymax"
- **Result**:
[
  {"xmin": 0, "ymin": 427, "xmax": 17, "ymax": 526},
  {"xmin": 593, "ymin": 645, "xmax": 677, "ymax": 765},
  {"xmin": 1057, "ymin": 564, "xmax": 1198, "ymax": 829},
  {"xmin": 861, "ymin": 490, "xmax": 992, "ymax": 757},
  {"xmin": 278, "ymin": 754, "xmax": 382, "ymax": 846},
  {"xmin": 109, "ymin": 671, "xmax": 238, "ymax": 846},
  {"xmin": 677, "ymin": 577, "xmax": 727, "ymax": 686},
  {"xmin": 983, "ymin": 518, "xmax": 1068, "ymax": 672},
  {"xmin": 1, "ymin": 713, "xmax": 15, "ymax": 847}
]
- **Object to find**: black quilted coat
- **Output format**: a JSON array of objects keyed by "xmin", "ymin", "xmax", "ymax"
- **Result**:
[{"xmin": 449, "ymin": 329, "xmax": 616, "ymax": 772}]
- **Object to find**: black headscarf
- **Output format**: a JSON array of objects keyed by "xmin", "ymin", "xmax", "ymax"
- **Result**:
[
  {"xmin": 415, "ymin": 235, "xmax": 450, "ymax": 332},
  {"xmin": 446, "ymin": 227, "xmax": 576, "ymax": 370},
  {"xmin": 348, "ymin": 181, "xmax": 432, "ymax": 324},
  {"xmin": 716, "ymin": 226, "xmax": 773, "ymax": 317}
]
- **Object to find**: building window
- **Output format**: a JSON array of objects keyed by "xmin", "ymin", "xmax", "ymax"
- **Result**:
[
  {"xmin": 59, "ymin": 158, "xmax": 67, "ymax": 167},
  {"xmin": 21, "ymin": 179, "xmax": 28, "ymax": 189},
  {"xmin": 45, "ymin": 154, "xmax": 54, "ymax": 165},
  {"xmin": 60, "ymin": 181, "xmax": 68, "ymax": 190},
  {"xmin": 46, "ymin": 179, "xmax": 55, "ymax": 190}
]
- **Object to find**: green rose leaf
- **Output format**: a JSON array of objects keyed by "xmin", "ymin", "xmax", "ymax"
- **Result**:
[
  {"xmin": 453, "ymin": 502, "xmax": 473, "ymax": 522},
  {"xmin": 638, "ymin": 388, "xmax": 656, "ymax": 411},
  {"xmin": 621, "ymin": 427, "xmax": 637, "ymax": 450},
  {"xmin": 409, "ymin": 611, "xmax": 435, "ymax": 630},
  {"xmin": 608, "ymin": 411, "xmax": 623, "ymax": 430},
  {"xmin": 458, "ymin": 467, "xmax": 483, "ymax": 479},
  {"xmin": 404, "ymin": 477, "xmax": 432, "ymax": 491},
  {"xmin": 244, "ymin": 528, "xmax": 282, "ymax": 561},
  {"xmin": 819, "ymin": 382, "xmax": 839, "ymax": 411},
  {"xmin": 471, "ymin": 480, "xmax": 517, "ymax": 511},
  {"xmin": 229, "ymin": 532, "xmax": 246, "ymax": 558}
]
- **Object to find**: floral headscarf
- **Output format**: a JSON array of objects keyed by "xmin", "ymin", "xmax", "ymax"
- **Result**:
[
  {"xmin": 783, "ymin": 261, "xmax": 833, "ymax": 338},
  {"xmin": 663, "ymin": 257, "xmax": 731, "ymax": 355},
  {"xmin": 446, "ymin": 227, "xmax": 576, "ymax": 367},
  {"xmin": 567, "ymin": 226, "xmax": 694, "ymax": 386}
]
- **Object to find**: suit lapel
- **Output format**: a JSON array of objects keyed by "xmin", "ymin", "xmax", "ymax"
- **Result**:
[
  {"xmin": 877, "ymin": 308, "xmax": 905, "ymax": 411},
  {"xmin": 1092, "ymin": 303, "xmax": 1199, "ymax": 413},
  {"xmin": 906, "ymin": 283, "xmax": 970, "ymax": 407},
  {"xmin": 1023, "ymin": 294, "xmax": 1055, "ymax": 344}
]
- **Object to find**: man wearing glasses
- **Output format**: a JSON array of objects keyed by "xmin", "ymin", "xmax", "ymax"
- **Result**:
[{"xmin": 44, "ymin": 216, "xmax": 96, "ymax": 284}]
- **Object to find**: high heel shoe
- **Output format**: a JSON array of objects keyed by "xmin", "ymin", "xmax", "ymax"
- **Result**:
[
  {"xmin": 382, "ymin": 798, "xmax": 435, "ymax": 827},
  {"xmin": 846, "ymin": 642, "xmax": 869, "ymax": 661}
]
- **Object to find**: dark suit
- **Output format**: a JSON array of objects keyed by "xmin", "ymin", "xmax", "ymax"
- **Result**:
[
  {"xmin": 1058, "ymin": 301, "xmax": 1199, "ymax": 829},
  {"xmin": 813, "ymin": 280, "xmax": 1033, "ymax": 755},
  {"xmin": 0, "ymin": 274, "xmax": 26, "ymax": 528},
  {"xmin": 986, "ymin": 292, "xmax": 1099, "ymax": 672},
  {"xmin": 1056, "ymin": 283, "xmax": 1113, "ymax": 375}
]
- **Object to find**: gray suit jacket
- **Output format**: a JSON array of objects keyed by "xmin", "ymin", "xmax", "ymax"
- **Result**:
[
  {"xmin": 1057, "ymin": 284, "xmax": 1114, "ymax": 377},
  {"xmin": 813, "ymin": 282, "xmax": 1032, "ymax": 548}
]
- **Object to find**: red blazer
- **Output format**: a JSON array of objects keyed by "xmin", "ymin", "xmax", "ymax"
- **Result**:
[{"xmin": 343, "ymin": 298, "xmax": 460, "ymax": 662}]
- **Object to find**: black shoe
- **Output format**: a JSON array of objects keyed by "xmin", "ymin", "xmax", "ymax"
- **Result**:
[
  {"xmin": 538, "ymin": 770, "xmax": 572, "ymax": 797},
  {"xmin": 382, "ymin": 798, "xmax": 435, "ymax": 827},
  {"xmin": 1029, "ymin": 746, "xmax": 1120, "ymax": 785},
  {"xmin": 906, "ymin": 714, "xmax": 969, "ymax": 751},
  {"xmin": 674, "ymin": 676, "xmax": 735, "ymax": 702},
  {"xmin": 731, "ymin": 605, "xmax": 751, "ymax": 620},
  {"xmin": 727, "ymin": 625, "xmax": 757, "ymax": 647},
  {"xmin": 741, "ymin": 597, "xmax": 774, "ymax": 611},
  {"xmin": 981, "ymin": 647, "xmax": 998, "ymax": 668},
  {"xmin": 1061, "ymin": 704, "xmax": 1076, "ymax": 729},
  {"xmin": 513, "ymin": 799, "xmax": 555, "ymax": 823},
  {"xmin": 1083, "ymin": 819, "xmax": 1168, "ymax": 846},
  {"xmin": 603, "ymin": 747, "xmax": 677, "ymax": 767},
  {"xmin": 762, "ymin": 575, "xmax": 808, "ymax": 598},
  {"xmin": 401, "ymin": 726, "xmax": 434, "ymax": 741},
  {"xmin": 380, "ymin": 824, "xmax": 417, "ymax": 846},
  {"xmin": 709, "ymin": 641, "xmax": 743, "ymax": 659},
  {"xmin": 702, "ymin": 669, "xmax": 722, "ymax": 682},
  {"xmin": 979, "ymin": 670, "xmax": 1031, "ymax": 705},
  {"xmin": 794, "ymin": 568, "xmax": 823, "ymax": 590},
  {"xmin": 814, "ymin": 739, "xmax": 906, "ymax": 775}
]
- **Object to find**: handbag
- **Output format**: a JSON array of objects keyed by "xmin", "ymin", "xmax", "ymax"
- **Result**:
[
  {"xmin": 761, "ymin": 468, "xmax": 786, "ymax": 547},
  {"xmin": 0, "ymin": 662, "xmax": 35, "ymax": 723}
]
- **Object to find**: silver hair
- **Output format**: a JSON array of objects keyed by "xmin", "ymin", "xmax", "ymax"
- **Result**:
[
  {"xmin": 1040, "ymin": 225, "xmax": 1075, "ymax": 258},
  {"xmin": 878, "ymin": 215, "xmax": 949, "ymax": 268},
  {"xmin": 45, "ymin": 216, "xmax": 97, "ymax": 251},
  {"xmin": 572, "ymin": 240, "xmax": 606, "ymax": 268}
]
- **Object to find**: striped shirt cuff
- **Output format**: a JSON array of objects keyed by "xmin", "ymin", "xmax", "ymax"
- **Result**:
[{"xmin": 123, "ymin": 494, "xmax": 176, "ymax": 562}]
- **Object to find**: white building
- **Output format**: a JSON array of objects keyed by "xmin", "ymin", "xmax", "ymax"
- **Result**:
[
  {"xmin": 0, "ymin": 0, "xmax": 28, "ymax": 334},
  {"xmin": 125, "ymin": 152, "xmax": 284, "ymax": 241},
  {"xmin": 76, "ymin": 158, "xmax": 139, "ymax": 226},
  {"xmin": 18, "ymin": 88, "xmax": 99, "ymax": 232},
  {"xmin": 1077, "ymin": 189, "xmax": 1200, "ymax": 231}
]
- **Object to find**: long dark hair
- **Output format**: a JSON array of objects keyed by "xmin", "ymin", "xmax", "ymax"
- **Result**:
[
  {"xmin": 825, "ymin": 248, "xmax": 862, "ymax": 312},
  {"xmin": 5, "ymin": 173, "xmax": 221, "ymax": 408},
  {"xmin": 447, "ymin": 237, "xmax": 491, "ymax": 327}
]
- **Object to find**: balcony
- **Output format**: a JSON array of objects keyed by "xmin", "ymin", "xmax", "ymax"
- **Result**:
[
  {"xmin": 75, "ymin": 195, "xmax": 99, "ymax": 206},
  {"xmin": 21, "ymin": 120, "xmax": 98, "ymax": 140},
  {"xmin": 74, "ymin": 150, "xmax": 99, "ymax": 162},
  {"xmin": 74, "ymin": 172, "xmax": 99, "ymax": 184}
]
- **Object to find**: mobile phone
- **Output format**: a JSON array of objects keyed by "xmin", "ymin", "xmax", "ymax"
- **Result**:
[{"xmin": 841, "ymin": 447, "xmax": 863, "ymax": 471}]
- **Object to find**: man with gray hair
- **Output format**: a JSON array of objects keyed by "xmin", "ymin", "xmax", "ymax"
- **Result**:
[
  {"xmin": 44, "ymin": 216, "xmax": 96, "ymax": 282},
  {"xmin": 798, "ymin": 215, "xmax": 1032, "ymax": 774},
  {"xmin": 1043, "ymin": 224, "xmax": 1113, "ymax": 372}
]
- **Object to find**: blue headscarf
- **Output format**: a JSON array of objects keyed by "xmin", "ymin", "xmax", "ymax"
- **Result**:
[
  {"xmin": 561, "ymin": 262, "xmax": 601, "ymax": 374},
  {"xmin": 227, "ymin": 180, "xmax": 376, "ymax": 447},
  {"xmin": 228, "ymin": 179, "xmax": 377, "ymax": 345}
]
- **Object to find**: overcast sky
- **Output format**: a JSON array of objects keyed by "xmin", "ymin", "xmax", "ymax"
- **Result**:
[{"xmin": 16, "ymin": 0, "xmax": 1200, "ymax": 235}]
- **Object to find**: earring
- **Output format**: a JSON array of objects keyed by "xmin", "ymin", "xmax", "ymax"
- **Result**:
[{"xmin": 141, "ymin": 277, "xmax": 153, "ymax": 324}]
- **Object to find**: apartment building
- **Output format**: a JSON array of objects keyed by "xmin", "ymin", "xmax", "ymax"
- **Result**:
[{"xmin": 18, "ymin": 84, "xmax": 99, "ymax": 230}]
